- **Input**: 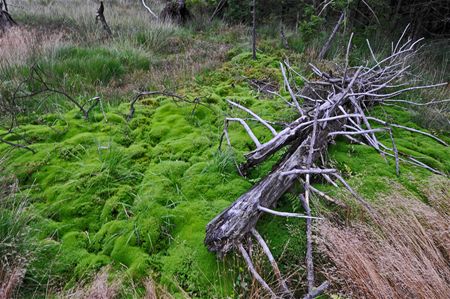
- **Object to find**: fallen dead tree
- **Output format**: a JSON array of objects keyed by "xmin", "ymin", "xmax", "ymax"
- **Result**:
[{"xmin": 205, "ymin": 29, "xmax": 448, "ymax": 298}]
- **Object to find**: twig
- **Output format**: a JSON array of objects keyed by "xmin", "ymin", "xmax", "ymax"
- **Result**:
[
  {"xmin": 225, "ymin": 118, "xmax": 261, "ymax": 148},
  {"xmin": 141, "ymin": 0, "xmax": 159, "ymax": 19},
  {"xmin": 237, "ymin": 243, "xmax": 277, "ymax": 298},
  {"xmin": 226, "ymin": 99, "xmax": 277, "ymax": 135},
  {"xmin": 128, "ymin": 91, "xmax": 185, "ymax": 121},
  {"xmin": 251, "ymin": 229, "xmax": 292, "ymax": 297},
  {"xmin": 300, "ymin": 193, "xmax": 315, "ymax": 292},
  {"xmin": 308, "ymin": 185, "xmax": 346, "ymax": 207},
  {"xmin": 381, "ymin": 98, "xmax": 450, "ymax": 106},
  {"xmin": 388, "ymin": 128, "xmax": 400, "ymax": 176},
  {"xmin": 258, "ymin": 206, "xmax": 322, "ymax": 219},
  {"xmin": 0, "ymin": 136, "xmax": 35, "ymax": 153},
  {"xmin": 367, "ymin": 116, "xmax": 448, "ymax": 146},
  {"xmin": 280, "ymin": 63, "xmax": 304, "ymax": 116},
  {"xmin": 281, "ymin": 168, "xmax": 337, "ymax": 176},
  {"xmin": 318, "ymin": 11, "xmax": 345, "ymax": 60}
]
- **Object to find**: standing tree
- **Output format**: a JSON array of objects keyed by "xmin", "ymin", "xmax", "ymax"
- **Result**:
[{"xmin": 251, "ymin": 0, "xmax": 257, "ymax": 59}]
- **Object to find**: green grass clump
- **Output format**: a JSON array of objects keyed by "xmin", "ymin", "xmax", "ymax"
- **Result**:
[{"xmin": 44, "ymin": 46, "xmax": 151, "ymax": 86}]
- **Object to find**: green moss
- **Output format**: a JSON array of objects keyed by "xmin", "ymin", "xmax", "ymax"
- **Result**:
[{"xmin": 3, "ymin": 48, "xmax": 448, "ymax": 298}]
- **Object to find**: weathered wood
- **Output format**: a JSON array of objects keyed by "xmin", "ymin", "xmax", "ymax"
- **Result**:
[
  {"xmin": 0, "ymin": 0, "xmax": 17, "ymax": 33},
  {"xmin": 251, "ymin": 229, "xmax": 292, "ymax": 297},
  {"xmin": 205, "ymin": 126, "xmax": 336, "ymax": 255},
  {"xmin": 142, "ymin": 0, "xmax": 158, "ymax": 19},
  {"xmin": 318, "ymin": 11, "xmax": 345, "ymax": 60},
  {"xmin": 95, "ymin": 1, "xmax": 112, "ymax": 37},
  {"xmin": 205, "ymin": 31, "xmax": 447, "ymax": 297}
]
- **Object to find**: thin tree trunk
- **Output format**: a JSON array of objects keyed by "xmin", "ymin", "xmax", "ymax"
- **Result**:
[
  {"xmin": 252, "ymin": 0, "xmax": 257, "ymax": 60},
  {"xmin": 95, "ymin": 1, "xmax": 112, "ymax": 37}
]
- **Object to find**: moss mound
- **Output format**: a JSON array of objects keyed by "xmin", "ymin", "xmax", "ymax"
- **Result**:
[{"xmin": 1, "ymin": 51, "xmax": 448, "ymax": 297}]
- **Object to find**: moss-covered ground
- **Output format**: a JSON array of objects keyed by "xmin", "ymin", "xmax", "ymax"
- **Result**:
[{"xmin": 1, "ymin": 47, "xmax": 449, "ymax": 298}]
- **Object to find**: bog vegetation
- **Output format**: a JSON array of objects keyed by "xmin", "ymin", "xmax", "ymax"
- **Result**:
[{"xmin": 0, "ymin": 0, "xmax": 449, "ymax": 298}]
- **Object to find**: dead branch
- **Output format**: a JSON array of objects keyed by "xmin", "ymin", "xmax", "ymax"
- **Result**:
[
  {"xmin": 366, "ymin": 116, "xmax": 448, "ymax": 146},
  {"xmin": 209, "ymin": 0, "xmax": 227, "ymax": 22},
  {"xmin": 226, "ymin": 99, "xmax": 277, "ymax": 135},
  {"xmin": 95, "ymin": 1, "xmax": 112, "ymax": 37},
  {"xmin": 142, "ymin": 0, "xmax": 159, "ymax": 19},
  {"xmin": 258, "ymin": 205, "xmax": 322, "ymax": 220},
  {"xmin": 381, "ymin": 98, "xmax": 450, "ymax": 106},
  {"xmin": 205, "ymin": 30, "xmax": 448, "ymax": 298},
  {"xmin": 318, "ymin": 11, "xmax": 345, "ymax": 60},
  {"xmin": 12, "ymin": 65, "xmax": 96, "ymax": 120},
  {"xmin": 238, "ymin": 243, "xmax": 276, "ymax": 298},
  {"xmin": 127, "ymin": 91, "xmax": 184, "ymax": 121},
  {"xmin": 0, "ymin": 135, "xmax": 35, "ymax": 153},
  {"xmin": 225, "ymin": 118, "xmax": 261, "ymax": 148},
  {"xmin": 251, "ymin": 229, "xmax": 292, "ymax": 297},
  {"xmin": 300, "ymin": 193, "xmax": 315, "ymax": 293},
  {"xmin": 0, "ymin": 0, "xmax": 17, "ymax": 32}
]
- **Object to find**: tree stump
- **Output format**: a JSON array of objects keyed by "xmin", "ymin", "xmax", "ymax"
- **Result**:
[{"xmin": 160, "ymin": 0, "xmax": 192, "ymax": 24}]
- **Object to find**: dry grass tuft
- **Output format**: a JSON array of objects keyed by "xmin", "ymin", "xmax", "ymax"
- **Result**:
[
  {"xmin": 143, "ymin": 277, "xmax": 176, "ymax": 299},
  {"xmin": 0, "ymin": 158, "xmax": 28, "ymax": 299},
  {"xmin": 0, "ymin": 26, "xmax": 63, "ymax": 68},
  {"xmin": 0, "ymin": 263, "xmax": 27, "ymax": 299},
  {"xmin": 66, "ymin": 267, "xmax": 120, "ymax": 299},
  {"xmin": 422, "ymin": 175, "xmax": 450, "ymax": 216},
  {"xmin": 317, "ymin": 183, "xmax": 450, "ymax": 299}
]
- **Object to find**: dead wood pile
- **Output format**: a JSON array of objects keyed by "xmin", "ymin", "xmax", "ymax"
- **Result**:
[{"xmin": 205, "ymin": 29, "xmax": 448, "ymax": 298}]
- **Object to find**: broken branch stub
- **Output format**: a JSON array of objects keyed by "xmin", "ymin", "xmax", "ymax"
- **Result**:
[
  {"xmin": 0, "ymin": 0, "xmax": 17, "ymax": 33},
  {"xmin": 95, "ymin": 1, "xmax": 112, "ymax": 37},
  {"xmin": 205, "ymin": 31, "xmax": 447, "ymax": 297}
]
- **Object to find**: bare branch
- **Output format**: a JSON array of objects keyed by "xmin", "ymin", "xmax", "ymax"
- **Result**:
[
  {"xmin": 367, "ymin": 117, "xmax": 448, "ymax": 146},
  {"xmin": 226, "ymin": 99, "xmax": 277, "ymax": 135},
  {"xmin": 251, "ymin": 229, "xmax": 292, "ymax": 297},
  {"xmin": 280, "ymin": 63, "xmax": 304, "ymax": 116},
  {"xmin": 141, "ymin": 0, "xmax": 159, "ymax": 19},
  {"xmin": 237, "ymin": 243, "xmax": 277, "ymax": 298},
  {"xmin": 258, "ymin": 206, "xmax": 322, "ymax": 219},
  {"xmin": 281, "ymin": 168, "xmax": 337, "ymax": 176},
  {"xmin": 225, "ymin": 118, "xmax": 261, "ymax": 148}
]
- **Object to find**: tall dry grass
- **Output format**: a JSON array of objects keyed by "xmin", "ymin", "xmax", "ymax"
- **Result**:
[
  {"xmin": 317, "ymin": 182, "xmax": 450, "ymax": 299},
  {"xmin": 0, "ymin": 26, "xmax": 64, "ymax": 69},
  {"xmin": 0, "ymin": 157, "xmax": 31, "ymax": 299},
  {"xmin": 10, "ymin": 0, "xmax": 167, "ymax": 41},
  {"xmin": 65, "ymin": 266, "xmax": 120, "ymax": 299}
]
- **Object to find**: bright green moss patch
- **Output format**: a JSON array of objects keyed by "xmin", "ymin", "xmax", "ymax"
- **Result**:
[{"xmin": 2, "ymin": 51, "xmax": 449, "ymax": 298}]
